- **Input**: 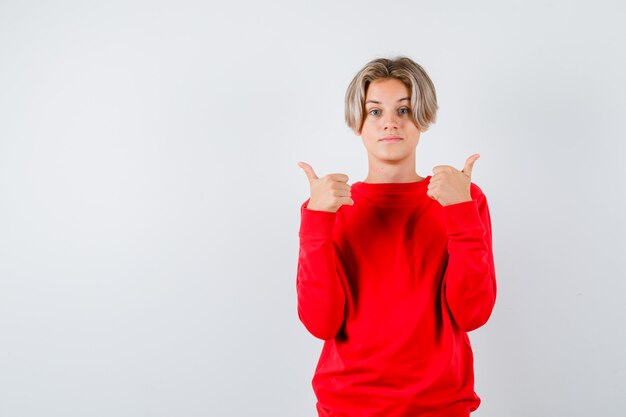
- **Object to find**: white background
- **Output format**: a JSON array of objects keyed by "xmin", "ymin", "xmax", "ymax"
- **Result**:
[{"xmin": 1, "ymin": 1, "xmax": 625, "ymax": 416}]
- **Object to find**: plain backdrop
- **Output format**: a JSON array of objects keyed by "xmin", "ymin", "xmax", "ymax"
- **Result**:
[{"xmin": 1, "ymin": 1, "xmax": 625, "ymax": 416}]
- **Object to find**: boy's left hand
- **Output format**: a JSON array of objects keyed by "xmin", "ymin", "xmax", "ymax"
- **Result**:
[{"xmin": 427, "ymin": 154, "xmax": 480, "ymax": 207}]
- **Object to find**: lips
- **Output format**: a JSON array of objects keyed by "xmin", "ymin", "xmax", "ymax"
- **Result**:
[{"xmin": 379, "ymin": 135, "xmax": 403, "ymax": 143}]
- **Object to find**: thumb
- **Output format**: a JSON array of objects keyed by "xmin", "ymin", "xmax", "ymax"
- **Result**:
[
  {"xmin": 297, "ymin": 161, "xmax": 319, "ymax": 182},
  {"xmin": 462, "ymin": 154, "xmax": 480, "ymax": 178}
]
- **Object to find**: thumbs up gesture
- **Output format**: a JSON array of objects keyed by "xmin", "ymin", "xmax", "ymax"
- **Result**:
[
  {"xmin": 298, "ymin": 162, "xmax": 354, "ymax": 213},
  {"xmin": 426, "ymin": 154, "xmax": 480, "ymax": 207}
]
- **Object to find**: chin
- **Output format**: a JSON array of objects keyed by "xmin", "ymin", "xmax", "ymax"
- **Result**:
[{"xmin": 375, "ymin": 155, "xmax": 408, "ymax": 164}]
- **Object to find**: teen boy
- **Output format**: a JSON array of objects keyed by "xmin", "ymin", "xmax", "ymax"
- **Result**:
[{"xmin": 296, "ymin": 57, "xmax": 496, "ymax": 417}]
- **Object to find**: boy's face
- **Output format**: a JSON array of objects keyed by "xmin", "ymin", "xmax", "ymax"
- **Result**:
[{"xmin": 359, "ymin": 78, "xmax": 421, "ymax": 165}]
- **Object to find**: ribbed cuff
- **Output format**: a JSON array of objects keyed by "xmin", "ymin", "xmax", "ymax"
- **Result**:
[
  {"xmin": 443, "ymin": 199, "xmax": 484, "ymax": 236},
  {"xmin": 299, "ymin": 201, "xmax": 337, "ymax": 238}
]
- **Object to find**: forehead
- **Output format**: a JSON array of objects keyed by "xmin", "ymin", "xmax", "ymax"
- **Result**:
[{"xmin": 365, "ymin": 78, "xmax": 410, "ymax": 103}]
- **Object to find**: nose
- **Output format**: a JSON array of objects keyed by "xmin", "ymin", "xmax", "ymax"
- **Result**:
[{"xmin": 382, "ymin": 112, "xmax": 399, "ymax": 130}]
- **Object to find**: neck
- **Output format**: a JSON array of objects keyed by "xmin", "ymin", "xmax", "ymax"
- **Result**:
[{"xmin": 364, "ymin": 156, "xmax": 424, "ymax": 184}]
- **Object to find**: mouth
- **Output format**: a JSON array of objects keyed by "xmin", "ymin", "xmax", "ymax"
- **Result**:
[{"xmin": 379, "ymin": 136, "xmax": 403, "ymax": 143}]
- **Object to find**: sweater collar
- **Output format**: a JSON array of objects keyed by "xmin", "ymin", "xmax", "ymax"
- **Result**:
[{"xmin": 351, "ymin": 176, "xmax": 432, "ymax": 206}]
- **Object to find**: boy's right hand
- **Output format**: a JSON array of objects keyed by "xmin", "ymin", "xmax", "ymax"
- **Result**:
[{"xmin": 298, "ymin": 162, "xmax": 354, "ymax": 213}]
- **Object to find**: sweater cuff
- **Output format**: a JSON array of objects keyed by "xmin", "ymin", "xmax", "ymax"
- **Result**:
[
  {"xmin": 299, "ymin": 202, "xmax": 337, "ymax": 238},
  {"xmin": 443, "ymin": 199, "xmax": 484, "ymax": 236}
]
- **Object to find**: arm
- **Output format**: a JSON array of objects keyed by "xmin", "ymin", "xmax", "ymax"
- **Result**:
[
  {"xmin": 442, "ymin": 185, "xmax": 497, "ymax": 332},
  {"xmin": 296, "ymin": 203, "xmax": 346, "ymax": 340}
]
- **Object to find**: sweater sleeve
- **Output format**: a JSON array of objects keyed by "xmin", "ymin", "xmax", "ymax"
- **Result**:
[
  {"xmin": 442, "ymin": 184, "xmax": 497, "ymax": 332},
  {"xmin": 296, "ymin": 202, "xmax": 346, "ymax": 340}
]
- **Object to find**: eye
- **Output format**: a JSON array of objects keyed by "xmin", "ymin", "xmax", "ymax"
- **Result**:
[
  {"xmin": 398, "ymin": 107, "xmax": 410, "ymax": 115},
  {"xmin": 368, "ymin": 109, "xmax": 381, "ymax": 116}
]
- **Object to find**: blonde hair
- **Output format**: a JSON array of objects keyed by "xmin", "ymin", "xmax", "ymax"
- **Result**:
[{"xmin": 345, "ymin": 57, "xmax": 438, "ymax": 133}]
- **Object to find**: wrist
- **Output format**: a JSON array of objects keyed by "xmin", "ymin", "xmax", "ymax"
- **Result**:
[
  {"xmin": 306, "ymin": 202, "xmax": 337, "ymax": 213},
  {"xmin": 442, "ymin": 194, "xmax": 472, "ymax": 207}
]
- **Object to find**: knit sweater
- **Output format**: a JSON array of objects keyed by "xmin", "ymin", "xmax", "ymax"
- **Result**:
[{"xmin": 296, "ymin": 176, "xmax": 496, "ymax": 417}]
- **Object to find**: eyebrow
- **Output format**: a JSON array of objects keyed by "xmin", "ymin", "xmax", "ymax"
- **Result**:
[{"xmin": 365, "ymin": 97, "xmax": 410, "ymax": 105}]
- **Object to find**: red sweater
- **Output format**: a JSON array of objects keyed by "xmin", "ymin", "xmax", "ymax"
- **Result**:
[{"xmin": 297, "ymin": 176, "xmax": 496, "ymax": 417}]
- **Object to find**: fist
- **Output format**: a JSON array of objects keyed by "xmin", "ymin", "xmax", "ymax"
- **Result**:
[
  {"xmin": 426, "ymin": 154, "xmax": 480, "ymax": 207},
  {"xmin": 298, "ymin": 162, "xmax": 354, "ymax": 212}
]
